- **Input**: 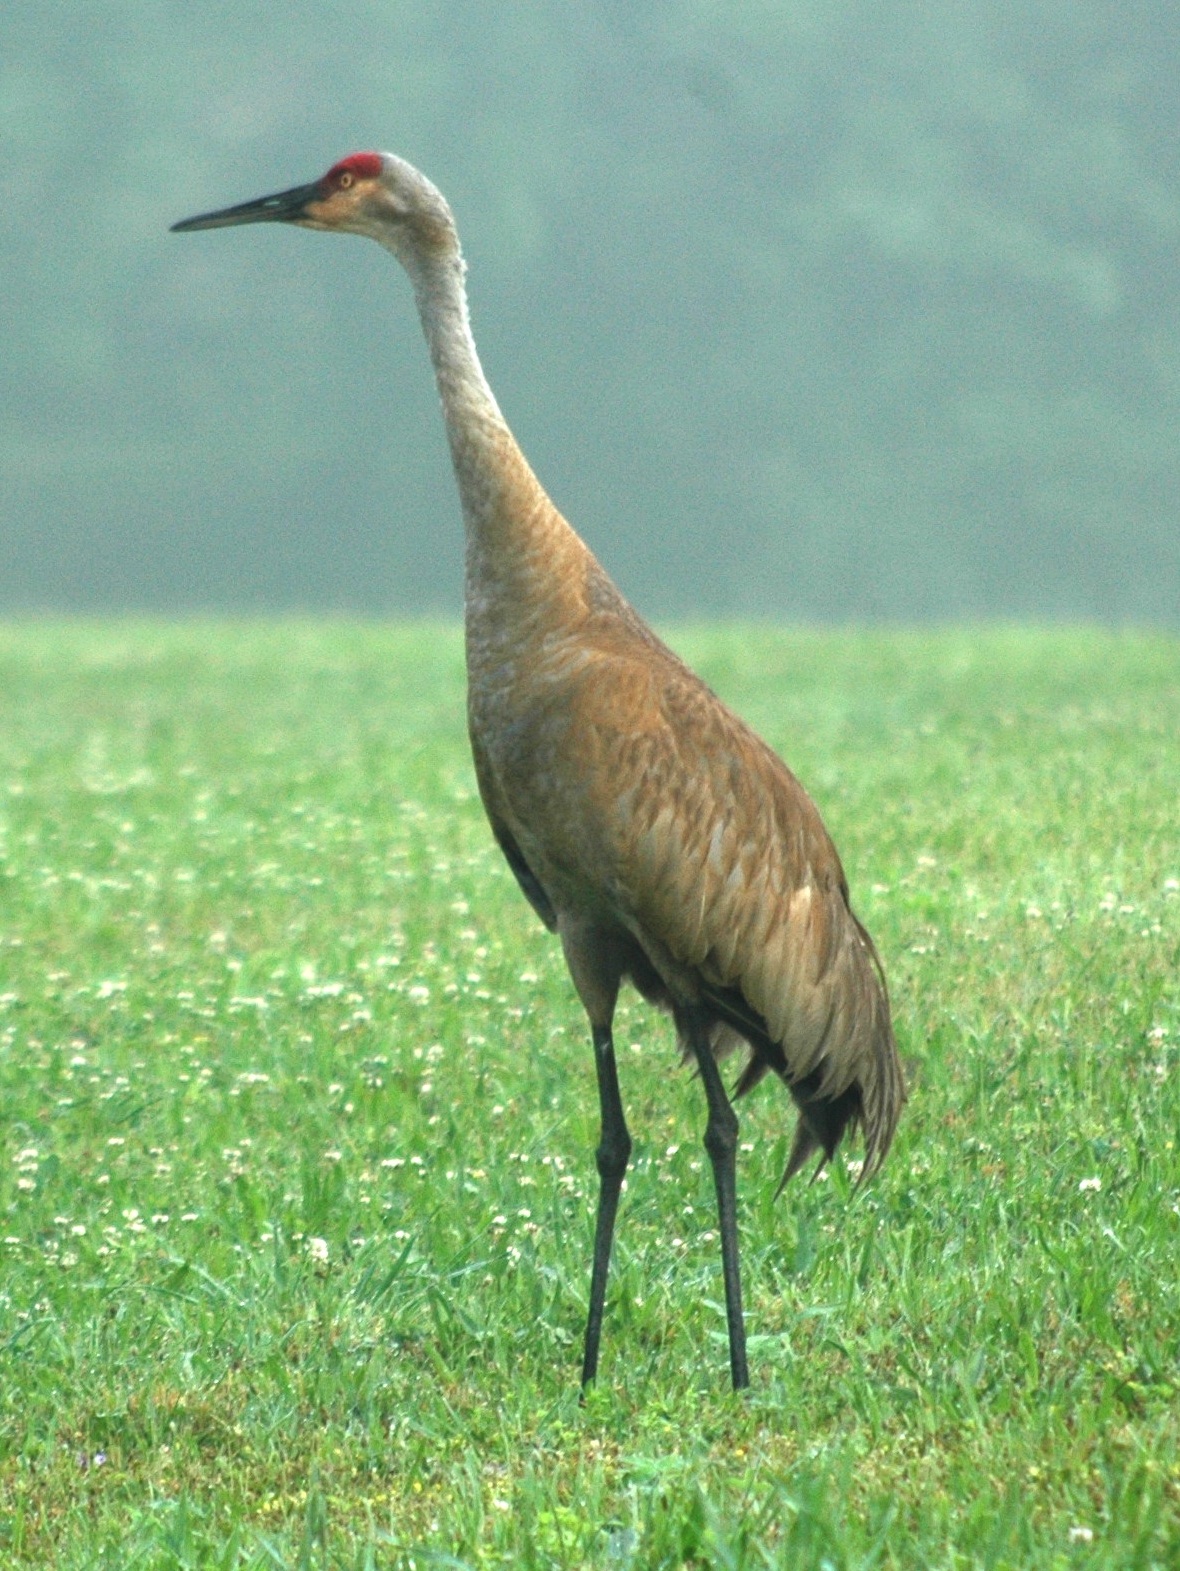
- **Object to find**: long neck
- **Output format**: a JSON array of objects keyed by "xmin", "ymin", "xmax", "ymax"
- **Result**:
[{"xmin": 401, "ymin": 245, "xmax": 585, "ymax": 615}]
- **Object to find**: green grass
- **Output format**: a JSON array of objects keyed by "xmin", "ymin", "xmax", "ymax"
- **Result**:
[{"xmin": 0, "ymin": 621, "xmax": 1177, "ymax": 1569}]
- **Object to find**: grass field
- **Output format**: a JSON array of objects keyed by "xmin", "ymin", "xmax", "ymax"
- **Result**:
[{"xmin": 0, "ymin": 622, "xmax": 1177, "ymax": 1569}]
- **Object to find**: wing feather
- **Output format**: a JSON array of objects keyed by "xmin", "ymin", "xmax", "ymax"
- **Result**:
[{"xmin": 582, "ymin": 654, "xmax": 903, "ymax": 1177}]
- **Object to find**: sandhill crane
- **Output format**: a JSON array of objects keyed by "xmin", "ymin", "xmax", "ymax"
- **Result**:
[{"xmin": 172, "ymin": 152, "xmax": 905, "ymax": 1391}]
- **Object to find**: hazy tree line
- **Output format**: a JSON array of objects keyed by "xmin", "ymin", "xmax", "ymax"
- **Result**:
[{"xmin": 2, "ymin": 1, "xmax": 1177, "ymax": 619}]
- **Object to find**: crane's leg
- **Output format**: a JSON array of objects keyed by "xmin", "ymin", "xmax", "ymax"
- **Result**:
[
  {"xmin": 684, "ymin": 1012, "xmax": 749, "ymax": 1390},
  {"xmin": 581, "ymin": 1022, "xmax": 632, "ymax": 1388}
]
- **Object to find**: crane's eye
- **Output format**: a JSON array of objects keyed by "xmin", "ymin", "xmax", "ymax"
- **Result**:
[{"xmin": 337, "ymin": 170, "xmax": 355, "ymax": 190}]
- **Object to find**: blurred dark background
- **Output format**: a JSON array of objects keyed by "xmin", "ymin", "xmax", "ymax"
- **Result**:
[{"xmin": 3, "ymin": 2, "xmax": 1178, "ymax": 621}]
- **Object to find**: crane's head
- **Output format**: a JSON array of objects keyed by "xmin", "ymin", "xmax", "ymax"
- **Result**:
[{"xmin": 171, "ymin": 151, "xmax": 458, "ymax": 260}]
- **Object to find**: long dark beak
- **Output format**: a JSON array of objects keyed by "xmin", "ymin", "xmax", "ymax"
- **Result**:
[{"xmin": 170, "ymin": 181, "xmax": 322, "ymax": 233}]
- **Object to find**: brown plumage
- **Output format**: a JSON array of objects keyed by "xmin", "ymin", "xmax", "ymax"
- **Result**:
[{"xmin": 173, "ymin": 150, "xmax": 905, "ymax": 1391}]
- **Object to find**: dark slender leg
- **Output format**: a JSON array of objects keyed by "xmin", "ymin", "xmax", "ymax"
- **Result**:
[
  {"xmin": 685, "ymin": 1013, "xmax": 749, "ymax": 1390},
  {"xmin": 581, "ymin": 1023, "xmax": 632, "ymax": 1388}
]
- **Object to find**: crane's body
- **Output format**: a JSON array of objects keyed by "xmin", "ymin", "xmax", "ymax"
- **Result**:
[{"xmin": 173, "ymin": 151, "xmax": 905, "ymax": 1390}]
